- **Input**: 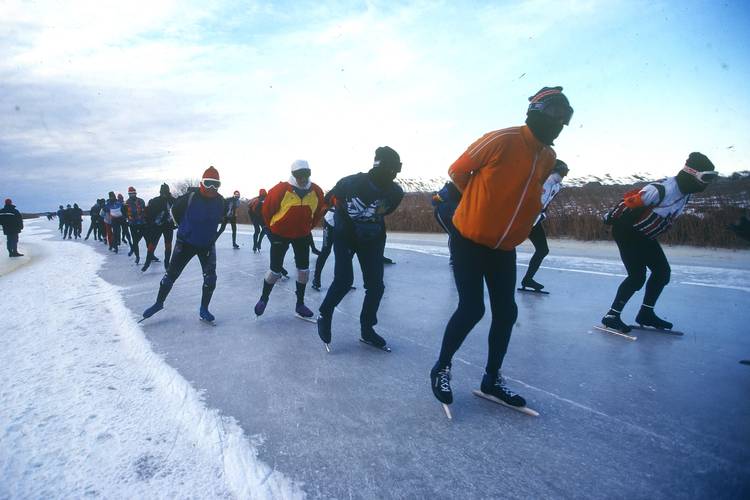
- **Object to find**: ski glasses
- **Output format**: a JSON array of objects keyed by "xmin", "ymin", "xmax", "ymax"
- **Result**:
[
  {"xmin": 202, "ymin": 179, "xmax": 221, "ymax": 189},
  {"xmin": 528, "ymin": 100, "xmax": 574, "ymax": 125},
  {"xmin": 682, "ymin": 165, "xmax": 718, "ymax": 184}
]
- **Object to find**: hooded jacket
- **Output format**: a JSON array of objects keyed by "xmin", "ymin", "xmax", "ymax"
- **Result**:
[
  {"xmin": 0, "ymin": 204, "xmax": 23, "ymax": 234},
  {"xmin": 262, "ymin": 180, "xmax": 325, "ymax": 239}
]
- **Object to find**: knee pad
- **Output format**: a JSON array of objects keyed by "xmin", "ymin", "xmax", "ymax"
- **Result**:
[
  {"xmin": 297, "ymin": 268, "xmax": 310, "ymax": 284},
  {"xmin": 265, "ymin": 270, "xmax": 282, "ymax": 284}
]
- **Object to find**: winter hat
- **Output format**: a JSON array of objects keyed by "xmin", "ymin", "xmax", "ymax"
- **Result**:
[
  {"xmin": 685, "ymin": 152, "xmax": 715, "ymax": 172},
  {"xmin": 259, "ymin": 188, "xmax": 267, "ymax": 197},
  {"xmin": 4, "ymin": 198, "xmax": 11, "ymax": 205},
  {"xmin": 127, "ymin": 186, "xmax": 136, "ymax": 195},
  {"xmin": 160, "ymin": 183, "xmax": 170, "ymax": 196},
  {"xmin": 200, "ymin": 166, "xmax": 221, "ymax": 189},
  {"xmin": 373, "ymin": 146, "xmax": 402, "ymax": 172},
  {"xmin": 233, "ymin": 190, "xmax": 240, "ymax": 197},
  {"xmin": 291, "ymin": 160, "xmax": 310, "ymax": 173},
  {"xmin": 527, "ymin": 86, "xmax": 573, "ymax": 125}
]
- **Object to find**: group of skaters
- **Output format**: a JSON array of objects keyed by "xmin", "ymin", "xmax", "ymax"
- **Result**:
[
  {"xmin": 55, "ymin": 203, "xmax": 84, "ymax": 239},
  {"xmin": 41, "ymin": 84, "xmax": 743, "ymax": 416}
]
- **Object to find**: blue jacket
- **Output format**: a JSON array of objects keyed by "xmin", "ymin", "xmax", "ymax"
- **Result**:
[{"xmin": 174, "ymin": 189, "xmax": 224, "ymax": 248}]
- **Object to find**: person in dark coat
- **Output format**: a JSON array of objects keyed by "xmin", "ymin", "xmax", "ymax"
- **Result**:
[
  {"xmin": 0, "ymin": 198, "xmax": 24, "ymax": 257},
  {"xmin": 57, "ymin": 205, "xmax": 65, "ymax": 234},
  {"xmin": 142, "ymin": 183, "xmax": 176, "ymax": 272},
  {"xmin": 142, "ymin": 167, "xmax": 225, "ymax": 323},
  {"xmin": 63, "ymin": 204, "xmax": 74, "ymax": 239},
  {"xmin": 248, "ymin": 189, "xmax": 268, "ymax": 252},
  {"xmin": 217, "ymin": 190, "xmax": 241, "ymax": 248},
  {"xmin": 71, "ymin": 203, "xmax": 83, "ymax": 239}
]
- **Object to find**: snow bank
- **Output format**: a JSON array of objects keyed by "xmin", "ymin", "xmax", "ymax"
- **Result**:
[{"xmin": 0, "ymin": 220, "xmax": 304, "ymax": 499}]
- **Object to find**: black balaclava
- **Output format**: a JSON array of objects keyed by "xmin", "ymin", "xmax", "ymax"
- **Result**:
[
  {"xmin": 108, "ymin": 191, "xmax": 116, "ymax": 202},
  {"xmin": 368, "ymin": 146, "xmax": 402, "ymax": 189},
  {"xmin": 525, "ymin": 86, "xmax": 573, "ymax": 146},
  {"xmin": 160, "ymin": 183, "xmax": 170, "ymax": 197},
  {"xmin": 676, "ymin": 152, "xmax": 716, "ymax": 194}
]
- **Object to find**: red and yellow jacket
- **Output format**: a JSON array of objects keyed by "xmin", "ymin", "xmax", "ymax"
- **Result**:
[
  {"xmin": 449, "ymin": 125, "xmax": 557, "ymax": 250},
  {"xmin": 263, "ymin": 181, "xmax": 326, "ymax": 239}
]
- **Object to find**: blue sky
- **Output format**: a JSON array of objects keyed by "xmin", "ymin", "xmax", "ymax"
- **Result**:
[{"xmin": 1, "ymin": 0, "xmax": 749, "ymax": 211}]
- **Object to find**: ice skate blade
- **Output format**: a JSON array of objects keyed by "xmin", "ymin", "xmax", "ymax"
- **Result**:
[
  {"xmin": 594, "ymin": 325, "xmax": 637, "ymax": 341},
  {"xmin": 517, "ymin": 287, "xmax": 549, "ymax": 295},
  {"xmin": 137, "ymin": 317, "xmax": 147, "ymax": 324},
  {"xmin": 472, "ymin": 390, "xmax": 539, "ymax": 417},
  {"xmin": 199, "ymin": 317, "xmax": 216, "ymax": 326},
  {"xmin": 442, "ymin": 403, "xmax": 452, "ymax": 420},
  {"xmin": 630, "ymin": 325, "xmax": 683, "ymax": 336},
  {"xmin": 323, "ymin": 343, "xmax": 331, "ymax": 353},
  {"xmin": 359, "ymin": 339, "xmax": 391, "ymax": 352},
  {"xmin": 295, "ymin": 313, "xmax": 317, "ymax": 323}
]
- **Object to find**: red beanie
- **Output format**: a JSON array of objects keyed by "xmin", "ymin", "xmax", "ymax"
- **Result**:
[
  {"xmin": 259, "ymin": 188, "xmax": 267, "ymax": 196},
  {"xmin": 202, "ymin": 166, "xmax": 220, "ymax": 181},
  {"xmin": 4, "ymin": 198, "xmax": 11, "ymax": 205},
  {"xmin": 127, "ymin": 186, "xmax": 136, "ymax": 194}
]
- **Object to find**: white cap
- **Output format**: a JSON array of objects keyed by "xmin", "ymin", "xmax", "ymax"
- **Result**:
[{"xmin": 291, "ymin": 159, "xmax": 310, "ymax": 173}]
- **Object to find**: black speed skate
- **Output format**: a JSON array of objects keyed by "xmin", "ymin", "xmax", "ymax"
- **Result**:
[
  {"xmin": 518, "ymin": 277, "xmax": 548, "ymax": 294},
  {"xmin": 473, "ymin": 372, "xmax": 538, "ymax": 416},
  {"xmin": 601, "ymin": 313, "xmax": 632, "ymax": 334},
  {"xmin": 635, "ymin": 307, "xmax": 673, "ymax": 330},
  {"xmin": 360, "ymin": 327, "xmax": 390, "ymax": 352},
  {"xmin": 317, "ymin": 314, "xmax": 332, "ymax": 352},
  {"xmin": 430, "ymin": 364, "xmax": 453, "ymax": 420}
]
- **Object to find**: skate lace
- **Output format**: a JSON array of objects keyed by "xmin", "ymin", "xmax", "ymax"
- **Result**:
[
  {"xmin": 494, "ymin": 378, "xmax": 517, "ymax": 397},
  {"xmin": 436, "ymin": 368, "xmax": 451, "ymax": 392}
]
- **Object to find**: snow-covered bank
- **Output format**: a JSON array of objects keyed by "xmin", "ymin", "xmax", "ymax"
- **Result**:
[{"xmin": 0, "ymin": 220, "xmax": 303, "ymax": 499}]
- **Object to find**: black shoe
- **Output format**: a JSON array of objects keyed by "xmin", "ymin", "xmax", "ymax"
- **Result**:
[
  {"xmin": 635, "ymin": 307, "xmax": 673, "ymax": 330},
  {"xmin": 142, "ymin": 302, "xmax": 164, "ymax": 320},
  {"xmin": 311, "ymin": 280, "xmax": 321, "ymax": 291},
  {"xmin": 361, "ymin": 327, "xmax": 387, "ymax": 349},
  {"xmin": 135, "ymin": 256, "xmax": 140, "ymax": 265},
  {"xmin": 233, "ymin": 244, "xmax": 240, "ymax": 249},
  {"xmin": 480, "ymin": 372, "xmax": 526, "ymax": 407},
  {"xmin": 12, "ymin": 252, "xmax": 24, "ymax": 257},
  {"xmin": 430, "ymin": 365, "xmax": 453, "ymax": 404},
  {"xmin": 602, "ymin": 313, "xmax": 631, "ymax": 333},
  {"xmin": 152, "ymin": 256, "xmax": 160, "ymax": 262},
  {"xmin": 521, "ymin": 277, "xmax": 544, "ymax": 291},
  {"xmin": 317, "ymin": 314, "xmax": 332, "ymax": 344}
]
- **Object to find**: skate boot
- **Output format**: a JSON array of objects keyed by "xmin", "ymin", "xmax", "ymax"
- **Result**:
[
  {"xmin": 233, "ymin": 243, "xmax": 240, "ymax": 249},
  {"xmin": 360, "ymin": 327, "xmax": 389, "ymax": 351},
  {"xmin": 254, "ymin": 299, "xmax": 267, "ymax": 317},
  {"xmin": 480, "ymin": 372, "xmax": 526, "ymax": 408},
  {"xmin": 635, "ymin": 306, "xmax": 673, "ymax": 330},
  {"xmin": 141, "ymin": 254, "xmax": 153, "ymax": 272},
  {"xmin": 317, "ymin": 314, "xmax": 332, "ymax": 346},
  {"xmin": 295, "ymin": 303, "xmax": 315, "ymax": 321},
  {"xmin": 142, "ymin": 302, "xmax": 164, "ymax": 320},
  {"xmin": 521, "ymin": 277, "xmax": 544, "ymax": 291},
  {"xmin": 199, "ymin": 307, "xmax": 215, "ymax": 323},
  {"xmin": 430, "ymin": 365, "xmax": 453, "ymax": 405},
  {"xmin": 311, "ymin": 279, "xmax": 321, "ymax": 291},
  {"xmin": 601, "ymin": 311, "xmax": 632, "ymax": 333}
]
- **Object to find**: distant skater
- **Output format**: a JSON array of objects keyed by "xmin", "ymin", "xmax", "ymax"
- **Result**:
[
  {"xmin": 600, "ymin": 153, "xmax": 717, "ymax": 334},
  {"xmin": 519, "ymin": 159, "xmax": 569, "ymax": 292},
  {"xmin": 0, "ymin": 198, "xmax": 24, "ymax": 257}
]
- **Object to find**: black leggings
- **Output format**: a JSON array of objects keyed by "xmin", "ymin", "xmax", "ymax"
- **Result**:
[
  {"xmin": 523, "ymin": 222, "xmax": 549, "ymax": 280},
  {"xmin": 313, "ymin": 221, "xmax": 334, "ymax": 283},
  {"xmin": 270, "ymin": 234, "xmax": 310, "ymax": 273},
  {"xmin": 436, "ymin": 232, "xmax": 518, "ymax": 375},
  {"xmin": 157, "ymin": 240, "xmax": 217, "ymax": 308},
  {"xmin": 610, "ymin": 225, "xmax": 670, "ymax": 311},
  {"xmin": 218, "ymin": 216, "xmax": 237, "ymax": 245}
]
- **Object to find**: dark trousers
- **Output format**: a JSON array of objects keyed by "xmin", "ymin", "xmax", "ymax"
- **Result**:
[
  {"xmin": 146, "ymin": 225, "xmax": 174, "ymax": 266},
  {"xmin": 85, "ymin": 219, "xmax": 101, "ymax": 240},
  {"xmin": 436, "ymin": 232, "xmax": 518, "ymax": 376},
  {"xmin": 120, "ymin": 223, "xmax": 132, "ymax": 246},
  {"xmin": 319, "ymin": 231, "xmax": 385, "ymax": 330},
  {"xmin": 252, "ymin": 222, "xmax": 267, "ymax": 250},
  {"xmin": 157, "ymin": 240, "xmax": 217, "ymax": 309},
  {"xmin": 610, "ymin": 225, "xmax": 670, "ymax": 311},
  {"xmin": 129, "ymin": 224, "xmax": 146, "ymax": 259},
  {"xmin": 6, "ymin": 233, "xmax": 18, "ymax": 255},
  {"xmin": 109, "ymin": 219, "xmax": 122, "ymax": 248},
  {"xmin": 270, "ymin": 234, "xmax": 310, "ymax": 273},
  {"xmin": 313, "ymin": 222, "xmax": 334, "ymax": 284},
  {"xmin": 434, "ymin": 201, "xmax": 458, "ymax": 264},
  {"xmin": 64, "ymin": 223, "xmax": 73, "ymax": 239},
  {"xmin": 218, "ymin": 216, "xmax": 238, "ymax": 245},
  {"xmin": 523, "ymin": 222, "xmax": 549, "ymax": 281}
]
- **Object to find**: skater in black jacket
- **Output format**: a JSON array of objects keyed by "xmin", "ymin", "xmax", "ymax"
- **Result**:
[
  {"xmin": 142, "ymin": 183, "xmax": 176, "ymax": 272},
  {"xmin": 316, "ymin": 146, "xmax": 404, "ymax": 351},
  {"xmin": 217, "ymin": 190, "xmax": 241, "ymax": 248},
  {"xmin": 0, "ymin": 199, "xmax": 24, "ymax": 257},
  {"xmin": 600, "ymin": 152, "xmax": 717, "ymax": 333}
]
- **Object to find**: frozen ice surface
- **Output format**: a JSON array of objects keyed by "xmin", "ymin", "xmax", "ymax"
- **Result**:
[
  {"xmin": 0, "ymin": 220, "xmax": 303, "ymax": 499},
  {"xmin": 4, "ymin": 220, "xmax": 750, "ymax": 498}
]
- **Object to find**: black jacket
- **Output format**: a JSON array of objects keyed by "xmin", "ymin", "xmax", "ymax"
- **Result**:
[
  {"xmin": 146, "ymin": 193, "xmax": 176, "ymax": 227},
  {"xmin": 0, "ymin": 204, "xmax": 23, "ymax": 234}
]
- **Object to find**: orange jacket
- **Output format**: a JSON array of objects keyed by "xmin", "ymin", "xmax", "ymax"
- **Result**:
[
  {"xmin": 263, "ymin": 181, "xmax": 326, "ymax": 239},
  {"xmin": 449, "ymin": 125, "xmax": 557, "ymax": 250}
]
